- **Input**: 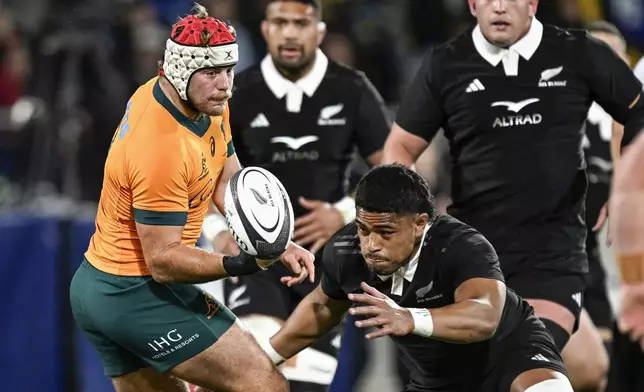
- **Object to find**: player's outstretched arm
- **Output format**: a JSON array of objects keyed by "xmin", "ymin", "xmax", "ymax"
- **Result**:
[
  {"xmin": 350, "ymin": 233, "xmax": 506, "ymax": 343},
  {"xmin": 349, "ymin": 279, "xmax": 505, "ymax": 344},
  {"xmin": 262, "ymin": 284, "xmax": 351, "ymax": 365},
  {"xmin": 137, "ymin": 222, "xmax": 276, "ymax": 284},
  {"xmin": 421, "ymin": 278, "xmax": 505, "ymax": 343},
  {"xmin": 137, "ymin": 222, "xmax": 227, "ymax": 283},
  {"xmin": 130, "ymin": 134, "xmax": 276, "ymax": 284}
]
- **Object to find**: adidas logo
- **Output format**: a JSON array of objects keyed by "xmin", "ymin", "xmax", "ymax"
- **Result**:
[
  {"xmin": 466, "ymin": 79, "xmax": 485, "ymax": 93},
  {"xmin": 571, "ymin": 292, "xmax": 582, "ymax": 307},
  {"xmin": 250, "ymin": 113, "xmax": 269, "ymax": 128},
  {"xmin": 531, "ymin": 354, "xmax": 550, "ymax": 362}
]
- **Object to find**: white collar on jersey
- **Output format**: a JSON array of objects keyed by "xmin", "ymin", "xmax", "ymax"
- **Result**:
[
  {"xmin": 260, "ymin": 48, "xmax": 329, "ymax": 112},
  {"xmin": 472, "ymin": 17, "xmax": 543, "ymax": 74},
  {"xmin": 377, "ymin": 224, "xmax": 431, "ymax": 296}
]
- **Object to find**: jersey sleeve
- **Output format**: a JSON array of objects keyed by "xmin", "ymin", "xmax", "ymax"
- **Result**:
[
  {"xmin": 128, "ymin": 141, "xmax": 189, "ymax": 226},
  {"xmin": 635, "ymin": 56, "xmax": 644, "ymax": 84},
  {"xmin": 223, "ymin": 104, "xmax": 235, "ymax": 157},
  {"xmin": 353, "ymin": 72, "xmax": 391, "ymax": 159},
  {"xmin": 394, "ymin": 48, "xmax": 445, "ymax": 143},
  {"xmin": 320, "ymin": 239, "xmax": 349, "ymax": 301},
  {"xmin": 445, "ymin": 232, "xmax": 504, "ymax": 290},
  {"xmin": 582, "ymin": 35, "xmax": 644, "ymax": 146}
]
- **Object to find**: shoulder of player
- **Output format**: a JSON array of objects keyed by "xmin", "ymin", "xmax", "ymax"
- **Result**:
[
  {"xmin": 542, "ymin": 22, "xmax": 588, "ymax": 43},
  {"xmin": 323, "ymin": 223, "xmax": 361, "ymax": 260},
  {"xmin": 429, "ymin": 215, "xmax": 494, "ymax": 254},
  {"xmin": 540, "ymin": 23, "xmax": 592, "ymax": 55},
  {"xmin": 125, "ymin": 107, "xmax": 189, "ymax": 160},
  {"xmin": 412, "ymin": 29, "xmax": 475, "ymax": 81},
  {"xmin": 324, "ymin": 60, "xmax": 373, "ymax": 87},
  {"xmin": 423, "ymin": 26, "xmax": 477, "ymax": 62},
  {"xmin": 120, "ymin": 81, "xmax": 176, "ymax": 141},
  {"xmin": 328, "ymin": 222, "xmax": 359, "ymax": 246}
]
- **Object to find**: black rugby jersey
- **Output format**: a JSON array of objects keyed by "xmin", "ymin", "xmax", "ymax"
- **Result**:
[
  {"xmin": 320, "ymin": 215, "xmax": 534, "ymax": 390},
  {"xmin": 229, "ymin": 50, "xmax": 390, "ymax": 218},
  {"xmin": 395, "ymin": 18, "xmax": 644, "ymax": 270}
]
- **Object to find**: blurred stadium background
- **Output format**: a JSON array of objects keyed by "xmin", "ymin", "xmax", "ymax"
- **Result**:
[{"xmin": 0, "ymin": 0, "xmax": 642, "ymax": 391}]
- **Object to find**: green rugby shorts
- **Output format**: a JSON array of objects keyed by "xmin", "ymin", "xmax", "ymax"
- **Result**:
[{"xmin": 70, "ymin": 258, "xmax": 236, "ymax": 377}]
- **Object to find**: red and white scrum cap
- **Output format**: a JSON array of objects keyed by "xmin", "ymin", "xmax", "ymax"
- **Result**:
[{"xmin": 162, "ymin": 9, "xmax": 238, "ymax": 100}]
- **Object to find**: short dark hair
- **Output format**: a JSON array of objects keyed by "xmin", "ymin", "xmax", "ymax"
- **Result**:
[
  {"xmin": 266, "ymin": 0, "xmax": 322, "ymax": 19},
  {"xmin": 587, "ymin": 20, "xmax": 626, "ymax": 47},
  {"xmin": 355, "ymin": 164, "xmax": 436, "ymax": 219}
]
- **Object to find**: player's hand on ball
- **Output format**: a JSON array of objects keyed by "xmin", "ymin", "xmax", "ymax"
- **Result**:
[
  {"xmin": 348, "ymin": 282, "xmax": 415, "ymax": 340},
  {"xmin": 294, "ymin": 197, "xmax": 344, "ymax": 255},
  {"xmin": 213, "ymin": 231, "xmax": 240, "ymax": 256},
  {"xmin": 278, "ymin": 242, "xmax": 316, "ymax": 287},
  {"xmin": 618, "ymin": 283, "xmax": 644, "ymax": 351}
]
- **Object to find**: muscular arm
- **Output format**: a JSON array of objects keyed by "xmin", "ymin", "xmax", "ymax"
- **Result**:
[
  {"xmin": 382, "ymin": 123, "xmax": 430, "ymax": 166},
  {"xmin": 212, "ymin": 152, "xmax": 242, "ymax": 213},
  {"xmin": 611, "ymin": 121, "xmax": 625, "ymax": 163},
  {"xmin": 139, "ymin": 154, "xmax": 262, "ymax": 284},
  {"xmin": 417, "ymin": 233, "xmax": 505, "ymax": 343},
  {"xmin": 270, "ymin": 284, "xmax": 351, "ymax": 361},
  {"xmin": 428, "ymin": 278, "xmax": 506, "ymax": 343},
  {"xmin": 366, "ymin": 150, "xmax": 382, "ymax": 166},
  {"xmin": 137, "ymin": 222, "xmax": 229, "ymax": 284}
]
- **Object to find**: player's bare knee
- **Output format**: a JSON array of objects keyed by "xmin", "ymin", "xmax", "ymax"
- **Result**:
[
  {"xmin": 564, "ymin": 349, "xmax": 607, "ymax": 389},
  {"xmin": 562, "ymin": 310, "xmax": 608, "ymax": 390},
  {"xmin": 567, "ymin": 362, "xmax": 607, "ymax": 391},
  {"xmin": 264, "ymin": 368, "xmax": 290, "ymax": 392},
  {"xmin": 112, "ymin": 368, "xmax": 187, "ymax": 392},
  {"xmin": 231, "ymin": 358, "xmax": 288, "ymax": 392}
]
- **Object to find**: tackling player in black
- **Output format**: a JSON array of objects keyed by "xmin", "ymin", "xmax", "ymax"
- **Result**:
[
  {"xmin": 258, "ymin": 164, "xmax": 573, "ymax": 392},
  {"xmin": 383, "ymin": 1, "xmax": 644, "ymax": 390},
  {"xmin": 200, "ymin": 1, "xmax": 389, "ymax": 390}
]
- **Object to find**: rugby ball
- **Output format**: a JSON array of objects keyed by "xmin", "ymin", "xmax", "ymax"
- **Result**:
[{"xmin": 224, "ymin": 167, "xmax": 294, "ymax": 259}]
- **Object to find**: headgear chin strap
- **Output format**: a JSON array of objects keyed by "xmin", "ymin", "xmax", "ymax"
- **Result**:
[{"xmin": 162, "ymin": 11, "xmax": 239, "ymax": 101}]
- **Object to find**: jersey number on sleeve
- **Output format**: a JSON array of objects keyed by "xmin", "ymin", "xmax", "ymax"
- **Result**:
[{"xmin": 110, "ymin": 100, "xmax": 133, "ymax": 148}]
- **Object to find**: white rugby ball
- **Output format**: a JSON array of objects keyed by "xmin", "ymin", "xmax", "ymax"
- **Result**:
[{"xmin": 224, "ymin": 166, "xmax": 294, "ymax": 259}]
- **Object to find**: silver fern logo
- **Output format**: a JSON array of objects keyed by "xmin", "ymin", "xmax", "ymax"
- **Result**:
[
  {"xmin": 249, "ymin": 188, "xmax": 268, "ymax": 205},
  {"xmin": 318, "ymin": 103, "xmax": 346, "ymax": 126},
  {"xmin": 539, "ymin": 66, "xmax": 566, "ymax": 87}
]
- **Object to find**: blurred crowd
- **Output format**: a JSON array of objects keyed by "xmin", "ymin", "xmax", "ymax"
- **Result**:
[{"xmin": 0, "ymin": 0, "xmax": 642, "ymax": 206}]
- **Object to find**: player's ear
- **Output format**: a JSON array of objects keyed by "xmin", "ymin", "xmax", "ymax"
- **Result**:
[
  {"xmin": 468, "ymin": 0, "xmax": 476, "ymax": 16},
  {"xmin": 529, "ymin": 0, "xmax": 539, "ymax": 16},
  {"xmin": 261, "ymin": 20, "xmax": 269, "ymax": 41},
  {"xmin": 414, "ymin": 213, "xmax": 430, "ymax": 236},
  {"xmin": 316, "ymin": 21, "xmax": 327, "ymax": 46}
]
